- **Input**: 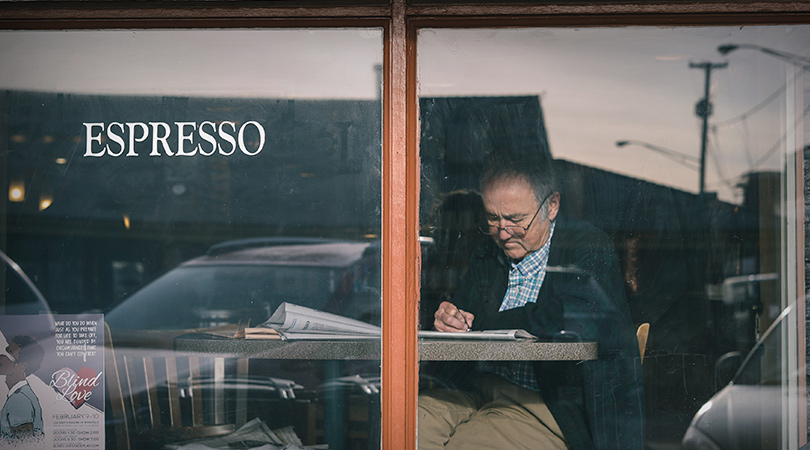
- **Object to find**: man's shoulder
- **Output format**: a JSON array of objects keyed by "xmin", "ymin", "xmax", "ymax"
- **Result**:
[
  {"xmin": 552, "ymin": 217, "xmax": 614, "ymax": 248},
  {"xmin": 547, "ymin": 217, "xmax": 621, "ymax": 272}
]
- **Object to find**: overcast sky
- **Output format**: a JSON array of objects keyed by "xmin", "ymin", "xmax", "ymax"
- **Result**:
[{"xmin": 0, "ymin": 29, "xmax": 383, "ymax": 98}]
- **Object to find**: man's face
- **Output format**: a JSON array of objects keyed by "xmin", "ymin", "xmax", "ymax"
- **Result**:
[{"xmin": 481, "ymin": 176, "xmax": 559, "ymax": 262}]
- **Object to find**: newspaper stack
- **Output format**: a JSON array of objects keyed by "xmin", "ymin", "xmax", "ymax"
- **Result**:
[{"xmin": 247, "ymin": 303, "xmax": 381, "ymax": 340}]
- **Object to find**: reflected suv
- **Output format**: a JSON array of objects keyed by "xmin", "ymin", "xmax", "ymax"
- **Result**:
[{"xmin": 106, "ymin": 237, "xmax": 381, "ymax": 336}]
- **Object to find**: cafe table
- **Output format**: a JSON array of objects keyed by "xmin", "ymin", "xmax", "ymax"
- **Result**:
[
  {"xmin": 173, "ymin": 333, "xmax": 596, "ymax": 450},
  {"xmin": 174, "ymin": 333, "xmax": 597, "ymax": 361}
]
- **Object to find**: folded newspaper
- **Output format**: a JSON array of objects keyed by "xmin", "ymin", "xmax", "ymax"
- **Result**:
[
  {"xmin": 248, "ymin": 303, "xmax": 381, "ymax": 340},
  {"xmin": 418, "ymin": 329, "xmax": 537, "ymax": 340}
]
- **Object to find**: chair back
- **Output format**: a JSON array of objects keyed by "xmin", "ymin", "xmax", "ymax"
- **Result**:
[
  {"xmin": 104, "ymin": 323, "xmax": 236, "ymax": 450},
  {"xmin": 637, "ymin": 323, "xmax": 650, "ymax": 364}
]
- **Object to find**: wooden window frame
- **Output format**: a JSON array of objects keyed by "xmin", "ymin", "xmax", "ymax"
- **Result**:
[{"xmin": 1, "ymin": 2, "xmax": 808, "ymax": 448}]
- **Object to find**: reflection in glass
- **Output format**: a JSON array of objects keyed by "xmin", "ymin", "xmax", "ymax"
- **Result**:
[
  {"xmin": 418, "ymin": 26, "xmax": 808, "ymax": 449},
  {"xmin": 1, "ymin": 29, "xmax": 383, "ymax": 450}
]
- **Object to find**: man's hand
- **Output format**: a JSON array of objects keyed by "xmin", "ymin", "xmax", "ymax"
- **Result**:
[{"xmin": 434, "ymin": 301, "xmax": 474, "ymax": 332}]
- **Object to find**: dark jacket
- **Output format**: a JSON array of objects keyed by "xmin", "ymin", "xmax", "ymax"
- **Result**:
[{"xmin": 452, "ymin": 217, "xmax": 645, "ymax": 450}]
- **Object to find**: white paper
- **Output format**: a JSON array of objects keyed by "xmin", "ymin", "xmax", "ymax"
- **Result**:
[
  {"xmin": 418, "ymin": 329, "xmax": 537, "ymax": 341},
  {"xmin": 262, "ymin": 303, "xmax": 380, "ymax": 337}
]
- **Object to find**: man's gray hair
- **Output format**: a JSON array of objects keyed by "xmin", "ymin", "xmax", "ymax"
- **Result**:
[{"xmin": 479, "ymin": 154, "xmax": 558, "ymax": 219}]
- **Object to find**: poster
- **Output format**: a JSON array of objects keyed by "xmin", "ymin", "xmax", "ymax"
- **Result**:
[{"xmin": 0, "ymin": 314, "xmax": 104, "ymax": 450}]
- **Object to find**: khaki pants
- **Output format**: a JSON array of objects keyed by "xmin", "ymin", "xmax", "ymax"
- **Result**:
[{"xmin": 417, "ymin": 373, "xmax": 567, "ymax": 450}]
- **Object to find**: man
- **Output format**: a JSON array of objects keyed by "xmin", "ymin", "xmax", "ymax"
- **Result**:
[
  {"xmin": 419, "ymin": 155, "xmax": 643, "ymax": 449},
  {"xmin": 0, "ymin": 335, "xmax": 44, "ymax": 439}
]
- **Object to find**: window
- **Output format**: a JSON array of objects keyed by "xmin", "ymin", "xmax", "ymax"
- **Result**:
[
  {"xmin": 1, "ymin": 27, "xmax": 383, "ymax": 450},
  {"xmin": 416, "ymin": 24, "xmax": 808, "ymax": 449},
  {"xmin": 0, "ymin": 3, "xmax": 807, "ymax": 449}
]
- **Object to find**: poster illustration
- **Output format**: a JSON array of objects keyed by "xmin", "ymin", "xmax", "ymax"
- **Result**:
[{"xmin": 0, "ymin": 314, "xmax": 104, "ymax": 450}]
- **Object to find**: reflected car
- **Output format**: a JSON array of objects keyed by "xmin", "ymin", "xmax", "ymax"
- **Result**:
[
  {"xmin": 106, "ymin": 237, "xmax": 381, "ymax": 338},
  {"xmin": 103, "ymin": 238, "xmax": 382, "ymax": 442},
  {"xmin": 681, "ymin": 302, "xmax": 804, "ymax": 450}
]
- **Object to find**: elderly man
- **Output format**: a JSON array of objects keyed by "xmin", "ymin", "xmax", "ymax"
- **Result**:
[{"xmin": 419, "ymin": 155, "xmax": 643, "ymax": 450}]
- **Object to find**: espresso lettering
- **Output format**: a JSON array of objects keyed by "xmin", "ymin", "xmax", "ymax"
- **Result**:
[
  {"xmin": 218, "ymin": 121, "xmax": 237, "ymax": 156},
  {"xmin": 126, "ymin": 122, "xmax": 149, "ymax": 156},
  {"xmin": 106, "ymin": 122, "xmax": 126, "ymax": 157},
  {"xmin": 149, "ymin": 122, "xmax": 173, "ymax": 156},
  {"xmin": 83, "ymin": 123, "xmax": 105, "ymax": 157},
  {"xmin": 82, "ymin": 120, "xmax": 266, "ymax": 158},
  {"xmin": 198, "ymin": 121, "xmax": 218, "ymax": 156},
  {"xmin": 239, "ymin": 121, "xmax": 265, "ymax": 156},
  {"xmin": 176, "ymin": 122, "xmax": 198, "ymax": 156}
]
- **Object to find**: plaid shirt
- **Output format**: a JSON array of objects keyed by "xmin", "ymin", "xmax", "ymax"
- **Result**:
[
  {"xmin": 479, "ymin": 221, "xmax": 555, "ymax": 392},
  {"xmin": 499, "ymin": 221, "xmax": 555, "ymax": 311}
]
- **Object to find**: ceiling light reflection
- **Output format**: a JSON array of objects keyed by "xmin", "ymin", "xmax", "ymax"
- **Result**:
[
  {"xmin": 8, "ymin": 182, "xmax": 25, "ymax": 202},
  {"xmin": 39, "ymin": 195, "xmax": 53, "ymax": 211}
]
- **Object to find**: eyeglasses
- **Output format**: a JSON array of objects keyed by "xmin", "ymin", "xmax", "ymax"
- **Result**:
[{"xmin": 479, "ymin": 192, "xmax": 552, "ymax": 237}]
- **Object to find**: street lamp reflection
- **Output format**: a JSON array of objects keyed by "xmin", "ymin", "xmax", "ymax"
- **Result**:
[
  {"xmin": 615, "ymin": 140, "xmax": 701, "ymax": 171},
  {"xmin": 718, "ymin": 43, "xmax": 810, "ymax": 68}
]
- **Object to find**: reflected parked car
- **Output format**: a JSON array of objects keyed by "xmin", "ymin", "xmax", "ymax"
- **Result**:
[
  {"xmin": 681, "ymin": 302, "xmax": 804, "ymax": 450},
  {"xmin": 106, "ymin": 237, "xmax": 381, "ymax": 338},
  {"xmin": 103, "ymin": 238, "xmax": 383, "ymax": 446}
]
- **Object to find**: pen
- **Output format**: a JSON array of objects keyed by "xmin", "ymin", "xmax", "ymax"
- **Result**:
[
  {"xmin": 461, "ymin": 311, "xmax": 471, "ymax": 332},
  {"xmin": 443, "ymin": 293, "xmax": 471, "ymax": 332}
]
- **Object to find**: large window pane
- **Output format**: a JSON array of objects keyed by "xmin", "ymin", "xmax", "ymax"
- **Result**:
[
  {"xmin": 417, "ymin": 26, "xmax": 807, "ymax": 449},
  {"xmin": 0, "ymin": 28, "xmax": 382, "ymax": 450}
]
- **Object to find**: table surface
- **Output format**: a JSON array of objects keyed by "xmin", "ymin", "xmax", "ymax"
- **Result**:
[{"xmin": 174, "ymin": 334, "xmax": 597, "ymax": 361}]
